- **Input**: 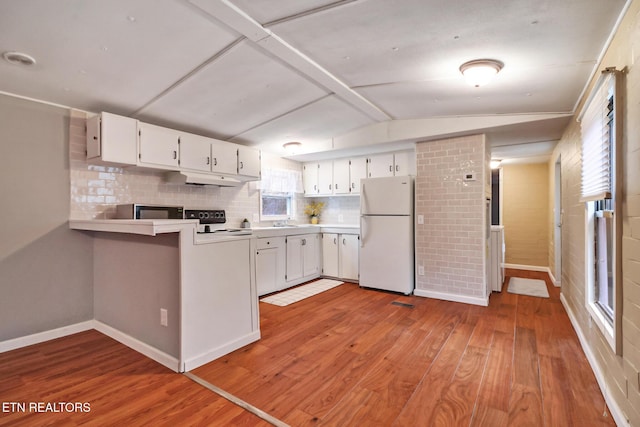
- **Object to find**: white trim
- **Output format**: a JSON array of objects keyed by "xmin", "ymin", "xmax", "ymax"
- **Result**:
[
  {"xmin": 93, "ymin": 321, "xmax": 181, "ymax": 373},
  {"xmin": 503, "ymin": 264, "xmax": 560, "ymax": 287},
  {"xmin": 503, "ymin": 263, "xmax": 549, "ymax": 272},
  {"xmin": 560, "ymin": 293, "xmax": 629, "ymax": 426},
  {"xmin": 413, "ymin": 288, "xmax": 489, "ymax": 307},
  {"xmin": 548, "ymin": 270, "xmax": 560, "ymax": 287},
  {"xmin": 183, "ymin": 331, "xmax": 261, "ymax": 372},
  {"xmin": 0, "ymin": 321, "xmax": 94, "ymax": 353}
]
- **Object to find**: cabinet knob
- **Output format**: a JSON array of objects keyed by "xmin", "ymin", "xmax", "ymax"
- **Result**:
[
  {"xmin": 240, "ymin": 161, "xmax": 244, "ymax": 169},
  {"xmin": 334, "ymin": 238, "xmax": 337, "ymax": 244},
  {"xmin": 214, "ymin": 158, "xmax": 218, "ymax": 166},
  {"xmin": 173, "ymin": 151, "xmax": 177, "ymax": 160}
]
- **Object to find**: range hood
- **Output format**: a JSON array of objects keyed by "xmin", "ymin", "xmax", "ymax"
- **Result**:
[{"xmin": 165, "ymin": 171, "xmax": 242, "ymax": 187}]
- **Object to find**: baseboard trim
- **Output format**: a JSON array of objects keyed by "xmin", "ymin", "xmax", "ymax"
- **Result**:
[
  {"xmin": 0, "ymin": 320, "xmax": 94, "ymax": 353},
  {"xmin": 183, "ymin": 331, "xmax": 261, "ymax": 372},
  {"xmin": 503, "ymin": 264, "xmax": 561, "ymax": 288},
  {"xmin": 413, "ymin": 288, "xmax": 488, "ymax": 306},
  {"xmin": 93, "ymin": 321, "xmax": 181, "ymax": 373},
  {"xmin": 560, "ymin": 293, "xmax": 628, "ymax": 426}
]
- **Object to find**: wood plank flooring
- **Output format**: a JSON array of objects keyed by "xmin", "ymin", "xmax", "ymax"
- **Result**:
[{"xmin": 0, "ymin": 269, "xmax": 614, "ymax": 426}]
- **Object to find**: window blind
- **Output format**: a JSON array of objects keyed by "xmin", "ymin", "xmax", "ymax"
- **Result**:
[
  {"xmin": 258, "ymin": 167, "xmax": 304, "ymax": 194},
  {"xmin": 579, "ymin": 71, "xmax": 615, "ymax": 202}
]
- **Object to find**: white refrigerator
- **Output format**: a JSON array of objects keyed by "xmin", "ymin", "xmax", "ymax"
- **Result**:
[{"xmin": 359, "ymin": 175, "xmax": 414, "ymax": 295}]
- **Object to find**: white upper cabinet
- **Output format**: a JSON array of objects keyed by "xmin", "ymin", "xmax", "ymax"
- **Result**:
[
  {"xmin": 367, "ymin": 151, "xmax": 415, "ymax": 178},
  {"xmin": 303, "ymin": 162, "xmax": 319, "ymax": 195},
  {"xmin": 86, "ymin": 112, "xmax": 262, "ymax": 182},
  {"xmin": 211, "ymin": 140, "xmax": 238, "ymax": 175},
  {"xmin": 237, "ymin": 146, "xmax": 261, "ymax": 179},
  {"xmin": 138, "ymin": 122, "xmax": 180, "ymax": 169},
  {"xmin": 179, "ymin": 132, "xmax": 211, "ymax": 172},
  {"xmin": 393, "ymin": 150, "xmax": 415, "ymax": 176},
  {"xmin": 349, "ymin": 157, "xmax": 368, "ymax": 194},
  {"xmin": 86, "ymin": 112, "xmax": 137, "ymax": 166},
  {"xmin": 317, "ymin": 161, "xmax": 334, "ymax": 196},
  {"xmin": 333, "ymin": 158, "xmax": 351, "ymax": 195},
  {"xmin": 367, "ymin": 153, "xmax": 395, "ymax": 178}
]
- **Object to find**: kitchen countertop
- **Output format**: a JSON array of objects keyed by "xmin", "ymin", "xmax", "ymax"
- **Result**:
[{"xmin": 69, "ymin": 219, "xmax": 199, "ymax": 236}]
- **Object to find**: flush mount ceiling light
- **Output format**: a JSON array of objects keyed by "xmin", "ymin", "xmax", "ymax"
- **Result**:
[
  {"xmin": 3, "ymin": 51, "xmax": 37, "ymax": 67},
  {"xmin": 283, "ymin": 141, "xmax": 302, "ymax": 154},
  {"xmin": 459, "ymin": 59, "xmax": 503, "ymax": 87}
]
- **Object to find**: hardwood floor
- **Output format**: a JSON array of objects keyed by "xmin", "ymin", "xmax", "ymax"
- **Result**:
[{"xmin": 0, "ymin": 270, "xmax": 614, "ymax": 426}]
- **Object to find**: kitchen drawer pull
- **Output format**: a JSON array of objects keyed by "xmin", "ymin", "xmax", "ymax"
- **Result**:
[
  {"xmin": 206, "ymin": 156, "xmax": 210, "ymax": 165},
  {"xmin": 173, "ymin": 150, "xmax": 177, "ymax": 160},
  {"xmin": 343, "ymin": 238, "xmax": 346, "ymax": 245},
  {"xmin": 389, "ymin": 165, "xmax": 392, "ymax": 172},
  {"xmin": 302, "ymin": 239, "xmax": 306, "ymax": 245},
  {"xmin": 334, "ymin": 238, "xmax": 337, "ymax": 244},
  {"xmin": 395, "ymin": 164, "xmax": 399, "ymax": 172},
  {"xmin": 214, "ymin": 158, "xmax": 218, "ymax": 166},
  {"xmin": 240, "ymin": 161, "xmax": 244, "ymax": 169}
]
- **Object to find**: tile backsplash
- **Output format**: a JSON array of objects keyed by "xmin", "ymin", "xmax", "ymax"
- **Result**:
[{"xmin": 68, "ymin": 110, "xmax": 315, "ymax": 227}]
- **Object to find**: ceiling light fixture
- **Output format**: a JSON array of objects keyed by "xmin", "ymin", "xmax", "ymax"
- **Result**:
[
  {"xmin": 459, "ymin": 59, "xmax": 503, "ymax": 87},
  {"xmin": 283, "ymin": 141, "xmax": 302, "ymax": 154},
  {"xmin": 3, "ymin": 51, "xmax": 36, "ymax": 67}
]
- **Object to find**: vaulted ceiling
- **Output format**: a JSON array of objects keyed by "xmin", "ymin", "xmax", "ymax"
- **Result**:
[{"xmin": 0, "ymin": 0, "xmax": 630, "ymax": 162}]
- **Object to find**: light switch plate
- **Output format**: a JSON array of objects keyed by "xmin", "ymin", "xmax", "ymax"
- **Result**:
[
  {"xmin": 160, "ymin": 308, "xmax": 168, "ymax": 327},
  {"xmin": 417, "ymin": 214, "xmax": 424, "ymax": 224}
]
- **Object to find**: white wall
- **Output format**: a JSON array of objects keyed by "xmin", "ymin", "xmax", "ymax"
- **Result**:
[{"xmin": 0, "ymin": 95, "xmax": 94, "ymax": 341}]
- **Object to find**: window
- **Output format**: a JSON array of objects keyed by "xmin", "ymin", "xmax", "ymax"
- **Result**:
[
  {"xmin": 579, "ymin": 69, "xmax": 622, "ymax": 354},
  {"xmin": 258, "ymin": 168, "xmax": 303, "ymax": 221},
  {"xmin": 260, "ymin": 192, "xmax": 293, "ymax": 220}
]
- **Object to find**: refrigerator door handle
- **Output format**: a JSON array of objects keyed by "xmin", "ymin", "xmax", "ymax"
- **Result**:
[{"xmin": 360, "ymin": 215, "xmax": 365, "ymax": 248}]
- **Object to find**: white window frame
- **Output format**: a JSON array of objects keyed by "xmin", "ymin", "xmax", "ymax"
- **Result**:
[
  {"xmin": 579, "ymin": 68, "xmax": 622, "ymax": 355},
  {"xmin": 259, "ymin": 192, "xmax": 295, "ymax": 221}
]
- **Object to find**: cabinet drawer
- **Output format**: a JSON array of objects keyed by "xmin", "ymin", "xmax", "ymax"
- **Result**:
[{"xmin": 257, "ymin": 237, "xmax": 284, "ymax": 250}]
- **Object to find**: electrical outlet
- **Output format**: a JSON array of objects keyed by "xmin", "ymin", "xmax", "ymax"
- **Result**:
[
  {"xmin": 418, "ymin": 265, "xmax": 425, "ymax": 276},
  {"xmin": 417, "ymin": 214, "xmax": 424, "ymax": 225},
  {"xmin": 160, "ymin": 308, "xmax": 168, "ymax": 327},
  {"xmin": 252, "ymin": 213, "xmax": 259, "ymax": 223},
  {"xmin": 338, "ymin": 214, "xmax": 344, "ymax": 223}
]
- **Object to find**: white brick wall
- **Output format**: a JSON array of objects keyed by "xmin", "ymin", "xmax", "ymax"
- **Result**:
[{"xmin": 415, "ymin": 134, "xmax": 486, "ymax": 299}]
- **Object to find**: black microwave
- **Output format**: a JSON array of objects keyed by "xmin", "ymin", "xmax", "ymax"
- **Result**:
[{"xmin": 115, "ymin": 204, "xmax": 184, "ymax": 220}]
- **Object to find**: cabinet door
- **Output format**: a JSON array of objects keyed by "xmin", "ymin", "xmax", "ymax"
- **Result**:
[
  {"xmin": 303, "ymin": 162, "xmax": 319, "ymax": 195},
  {"xmin": 237, "ymin": 146, "xmax": 261, "ymax": 178},
  {"xmin": 87, "ymin": 112, "xmax": 138, "ymax": 165},
  {"xmin": 211, "ymin": 140, "xmax": 238, "ymax": 175},
  {"xmin": 322, "ymin": 233, "xmax": 339, "ymax": 277},
  {"xmin": 349, "ymin": 156, "xmax": 368, "ymax": 194},
  {"xmin": 179, "ymin": 132, "xmax": 211, "ymax": 172},
  {"xmin": 393, "ymin": 150, "xmax": 415, "ymax": 176},
  {"xmin": 286, "ymin": 236, "xmax": 304, "ymax": 283},
  {"xmin": 333, "ymin": 159, "xmax": 351, "ymax": 195},
  {"xmin": 256, "ymin": 247, "xmax": 279, "ymax": 296},
  {"xmin": 302, "ymin": 234, "xmax": 320, "ymax": 277},
  {"xmin": 317, "ymin": 161, "xmax": 334, "ymax": 195},
  {"xmin": 367, "ymin": 153, "xmax": 394, "ymax": 178},
  {"xmin": 138, "ymin": 122, "xmax": 180, "ymax": 169},
  {"xmin": 339, "ymin": 234, "xmax": 359, "ymax": 281}
]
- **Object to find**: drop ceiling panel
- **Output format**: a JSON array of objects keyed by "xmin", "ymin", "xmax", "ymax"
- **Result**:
[
  {"xmin": 267, "ymin": 0, "xmax": 625, "ymax": 89},
  {"xmin": 355, "ymin": 62, "xmax": 592, "ymax": 119},
  {"xmin": 231, "ymin": 95, "xmax": 375, "ymax": 151},
  {"xmin": 0, "ymin": 0, "xmax": 241, "ymax": 114},
  {"xmin": 137, "ymin": 40, "xmax": 329, "ymax": 138}
]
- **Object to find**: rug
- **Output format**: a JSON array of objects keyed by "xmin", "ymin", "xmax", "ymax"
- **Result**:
[
  {"xmin": 260, "ymin": 279, "xmax": 344, "ymax": 306},
  {"xmin": 507, "ymin": 277, "xmax": 549, "ymax": 298}
]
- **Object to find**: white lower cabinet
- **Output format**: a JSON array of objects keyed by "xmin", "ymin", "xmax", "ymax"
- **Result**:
[
  {"xmin": 286, "ymin": 234, "xmax": 320, "ymax": 284},
  {"xmin": 255, "ymin": 237, "xmax": 285, "ymax": 296},
  {"xmin": 322, "ymin": 233, "xmax": 359, "ymax": 281}
]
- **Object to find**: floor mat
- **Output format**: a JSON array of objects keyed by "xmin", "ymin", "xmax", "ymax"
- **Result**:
[
  {"xmin": 507, "ymin": 277, "xmax": 549, "ymax": 298},
  {"xmin": 260, "ymin": 279, "xmax": 344, "ymax": 306}
]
